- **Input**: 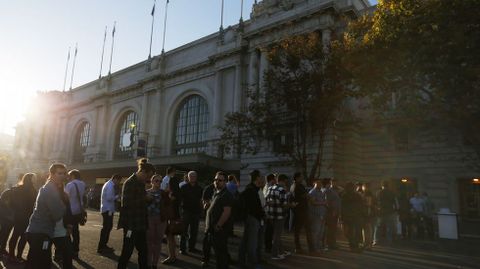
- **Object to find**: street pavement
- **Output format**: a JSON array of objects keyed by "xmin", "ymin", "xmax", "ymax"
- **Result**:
[{"xmin": 1, "ymin": 209, "xmax": 479, "ymax": 269}]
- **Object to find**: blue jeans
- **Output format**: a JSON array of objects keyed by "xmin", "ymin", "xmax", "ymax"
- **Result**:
[
  {"xmin": 375, "ymin": 214, "xmax": 396, "ymax": 244},
  {"xmin": 310, "ymin": 216, "xmax": 325, "ymax": 251},
  {"xmin": 239, "ymin": 215, "xmax": 261, "ymax": 266}
]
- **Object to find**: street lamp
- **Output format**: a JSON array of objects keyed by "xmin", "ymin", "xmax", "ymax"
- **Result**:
[
  {"xmin": 401, "ymin": 178, "xmax": 409, "ymax": 183},
  {"xmin": 473, "ymin": 178, "xmax": 480, "ymax": 184}
]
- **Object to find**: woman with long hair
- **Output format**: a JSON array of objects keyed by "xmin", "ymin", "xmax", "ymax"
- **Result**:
[
  {"xmin": 8, "ymin": 173, "xmax": 38, "ymax": 263},
  {"xmin": 146, "ymin": 174, "xmax": 167, "ymax": 269}
]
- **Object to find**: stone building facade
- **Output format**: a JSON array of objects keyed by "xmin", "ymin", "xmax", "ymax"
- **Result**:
[{"xmin": 9, "ymin": 0, "xmax": 480, "ymax": 236}]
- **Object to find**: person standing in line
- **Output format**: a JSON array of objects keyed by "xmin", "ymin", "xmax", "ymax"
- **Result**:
[
  {"xmin": 265, "ymin": 174, "xmax": 291, "ymax": 260},
  {"xmin": 97, "ymin": 174, "xmax": 122, "ymax": 253},
  {"xmin": 179, "ymin": 174, "xmax": 189, "ymax": 189},
  {"xmin": 25, "ymin": 163, "xmax": 67, "ymax": 269},
  {"xmin": 341, "ymin": 182, "xmax": 365, "ymax": 252},
  {"xmin": 146, "ymin": 174, "xmax": 167, "ymax": 269},
  {"xmin": 409, "ymin": 192, "xmax": 426, "ymax": 239},
  {"xmin": 0, "ymin": 178, "xmax": 18, "ymax": 256},
  {"xmin": 422, "ymin": 192, "xmax": 435, "ymax": 240},
  {"xmin": 179, "ymin": 171, "xmax": 203, "ymax": 254},
  {"xmin": 64, "ymin": 169, "xmax": 86, "ymax": 258},
  {"xmin": 263, "ymin": 174, "xmax": 276, "ymax": 254},
  {"xmin": 308, "ymin": 178, "xmax": 328, "ymax": 255},
  {"xmin": 374, "ymin": 181, "xmax": 398, "ymax": 245},
  {"xmin": 290, "ymin": 172, "xmax": 314, "ymax": 254},
  {"xmin": 205, "ymin": 171, "xmax": 233, "ymax": 269},
  {"xmin": 201, "ymin": 181, "xmax": 215, "ymax": 268},
  {"xmin": 361, "ymin": 182, "xmax": 376, "ymax": 250},
  {"xmin": 324, "ymin": 178, "xmax": 341, "ymax": 250},
  {"xmin": 161, "ymin": 167, "xmax": 176, "ymax": 191},
  {"xmin": 7, "ymin": 173, "xmax": 38, "ymax": 263},
  {"xmin": 238, "ymin": 170, "xmax": 265, "ymax": 268},
  {"xmin": 226, "ymin": 174, "xmax": 240, "ymax": 238},
  {"xmin": 117, "ymin": 159, "xmax": 156, "ymax": 269}
]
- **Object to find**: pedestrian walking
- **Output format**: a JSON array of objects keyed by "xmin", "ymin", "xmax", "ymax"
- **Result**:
[
  {"xmin": 263, "ymin": 174, "xmax": 276, "ymax": 254},
  {"xmin": 52, "ymin": 189, "xmax": 74, "ymax": 269},
  {"xmin": 117, "ymin": 158, "xmax": 155, "ymax": 269},
  {"xmin": 0, "ymin": 184, "xmax": 15, "ymax": 256},
  {"xmin": 64, "ymin": 169, "xmax": 86, "ymax": 258},
  {"xmin": 25, "ymin": 163, "xmax": 67, "ymax": 269},
  {"xmin": 324, "ymin": 178, "xmax": 341, "ymax": 250},
  {"xmin": 361, "ymin": 182, "xmax": 376, "ymax": 250},
  {"xmin": 97, "ymin": 174, "xmax": 122, "ymax": 253},
  {"xmin": 162, "ymin": 183, "xmax": 180, "ymax": 265}
]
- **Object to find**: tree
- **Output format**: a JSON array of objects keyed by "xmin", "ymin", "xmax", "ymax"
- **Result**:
[
  {"xmin": 341, "ymin": 0, "xmax": 480, "ymax": 169},
  {"xmin": 219, "ymin": 32, "xmax": 354, "ymax": 179}
]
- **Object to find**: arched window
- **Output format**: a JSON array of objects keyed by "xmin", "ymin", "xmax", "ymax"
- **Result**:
[
  {"xmin": 115, "ymin": 111, "xmax": 139, "ymax": 158},
  {"xmin": 73, "ymin": 122, "xmax": 91, "ymax": 162},
  {"xmin": 175, "ymin": 95, "xmax": 209, "ymax": 155}
]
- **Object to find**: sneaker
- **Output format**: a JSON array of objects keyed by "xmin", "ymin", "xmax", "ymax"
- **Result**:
[
  {"xmin": 283, "ymin": 251, "xmax": 292, "ymax": 256},
  {"xmin": 271, "ymin": 254, "xmax": 285, "ymax": 260}
]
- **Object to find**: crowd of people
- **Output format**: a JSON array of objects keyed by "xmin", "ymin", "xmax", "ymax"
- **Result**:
[{"xmin": 0, "ymin": 158, "xmax": 437, "ymax": 269}]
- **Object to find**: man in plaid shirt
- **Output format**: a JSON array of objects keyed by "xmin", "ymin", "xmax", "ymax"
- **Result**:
[{"xmin": 265, "ymin": 174, "xmax": 292, "ymax": 260}]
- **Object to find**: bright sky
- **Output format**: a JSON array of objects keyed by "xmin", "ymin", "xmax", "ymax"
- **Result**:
[{"xmin": 0, "ymin": 0, "xmax": 376, "ymax": 136}]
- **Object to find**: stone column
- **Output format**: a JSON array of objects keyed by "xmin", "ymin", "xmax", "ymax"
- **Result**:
[
  {"xmin": 234, "ymin": 63, "xmax": 243, "ymax": 112},
  {"xmin": 258, "ymin": 50, "xmax": 268, "ymax": 91},
  {"xmin": 322, "ymin": 28, "xmax": 332, "ymax": 53},
  {"xmin": 213, "ymin": 70, "xmax": 223, "ymax": 127}
]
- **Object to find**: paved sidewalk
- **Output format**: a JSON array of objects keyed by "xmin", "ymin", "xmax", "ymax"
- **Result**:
[{"xmin": 1, "ymin": 210, "xmax": 479, "ymax": 269}]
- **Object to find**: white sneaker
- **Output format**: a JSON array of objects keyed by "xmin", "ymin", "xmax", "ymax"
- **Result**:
[
  {"xmin": 283, "ymin": 251, "xmax": 292, "ymax": 256},
  {"xmin": 271, "ymin": 254, "xmax": 285, "ymax": 260}
]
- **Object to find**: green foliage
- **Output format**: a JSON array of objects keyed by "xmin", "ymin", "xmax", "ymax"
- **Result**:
[
  {"xmin": 220, "ymin": 32, "xmax": 354, "ymax": 179},
  {"xmin": 341, "ymin": 0, "xmax": 480, "ymax": 168}
]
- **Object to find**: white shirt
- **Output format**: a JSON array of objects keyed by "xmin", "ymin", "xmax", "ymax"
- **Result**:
[
  {"xmin": 410, "ymin": 197, "xmax": 425, "ymax": 213},
  {"xmin": 101, "ymin": 179, "xmax": 117, "ymax": 214},
  {"xmin": 65, "ymin": 179, "xmax": 86, "ymax": 215},
  {"xmin": 160, "ymin": 175, "xmax": 171, "ymax": 190}
]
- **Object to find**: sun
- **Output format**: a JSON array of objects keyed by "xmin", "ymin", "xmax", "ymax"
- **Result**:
[{"xmin": 0, "ymin": 89, "xmax": 35, "ymax": 136}]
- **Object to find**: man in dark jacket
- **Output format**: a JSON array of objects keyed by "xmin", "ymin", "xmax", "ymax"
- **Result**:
[
  {"xmin": 117, "ymin": 158, "xmax": 155, "ymax": 269},
  {"xmin": 341, "ymin": 182, "xmax": 364, "ymax": 252},
  {"xmin": 179, "ymin": 171, "xmax": 203, "ymax": 254},
  {"xmin": 238, "ymin": 170, "xmax": 265, "ymax": 268},
  {"xmin": 290, "ymin": 172, "xmax": 313, "ymax": 254}
]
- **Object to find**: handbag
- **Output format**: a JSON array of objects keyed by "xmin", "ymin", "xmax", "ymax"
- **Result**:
[
  {"xmin": 73, "ymin": 183, "xmax": 88, "ymax": 226},
  {"xmin": 166, "ymin": 219, "xmax": 184, "ymax": 235}
]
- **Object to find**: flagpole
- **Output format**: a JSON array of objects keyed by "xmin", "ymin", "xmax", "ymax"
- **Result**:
[
  {"xmin": 109, "ymin": 21, "xmax": 116, "ymax": 76},
  {"xmin": 149, "ymin": 0, "xmax": 156, "ymax": 59},
  {"xmin": 220, "ymin": 0, "xmax": 224, "ymax": 30},
  {"xmin": 63, "ymin": 47, "xmax": 71, "ymax": 92},
  {"xmin": 161, "ymin": 0, "xmax": 169, "ymax": 54},
  {"xmin": 99, "ymin": 26, "xmax": 107, "ymax": 78},
  {"xmin": 240, "ymin": 0, "xmax": 244, "ymax": 22},
  {"xmin": 69, "ymin": 43, "xmax": 78, "ymax": 90}
]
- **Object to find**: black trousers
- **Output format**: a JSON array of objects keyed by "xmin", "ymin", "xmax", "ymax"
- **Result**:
[
  {"xmin": 53, "ymin": 236, "xmax": 73, "ymax": 269},
  {"xmin": 117, "ymin": 229, "xmax": 147, "ymax": 269},
  {"xmin": 202, "ymin": 231, "xmax": 212, "ymax": 263},
  {"xmin": 71, "ymin": 219, "xmax": 80, "ymax": 253},
  {"xmin": 212, "ymin": 229, "xmax": 229, "ymax": 269},
  {"xmin": 293, "ymin": 213, "xmax": 313, "ymax": 251},
  {"xmin": 344, "ymin": 220, "xmax": 362, "ymax": 249},
  {"xmin": 325, "ymin": 213, "xmax": 338, "ymax": 248},
  {"xmin": 8, "ymin": 219, "xmax": 28, "ymax": 257},
  {"xmin": 25, "ymin": 233, "xmax": 52, "ymax": 269},
  {"xmin": 98, "ymin": 212, "xmax": 114, "ymax": 250},
  {"xmin": 180, "ymin": 211, "xmax": 200, "ymax": 252},
  {"xmin": 264, "ymin": 219, "xmax": 274, "ymax": 252},
  {"xmin": 0, "ymin": 219, "xmax": 13, "ymax": 251}
]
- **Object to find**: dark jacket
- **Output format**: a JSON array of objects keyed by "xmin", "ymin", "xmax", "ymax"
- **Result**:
[
  {"xmin": 118, "ymin": 173, "xmax": 148, "ymax": 231},
  {"xmin": 341, "ymin": 190, "xmax": 364, "ymax": 223},
  {"xmin": 241, "ymin": 183, "xmax": 265, "ymax": 221}
]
